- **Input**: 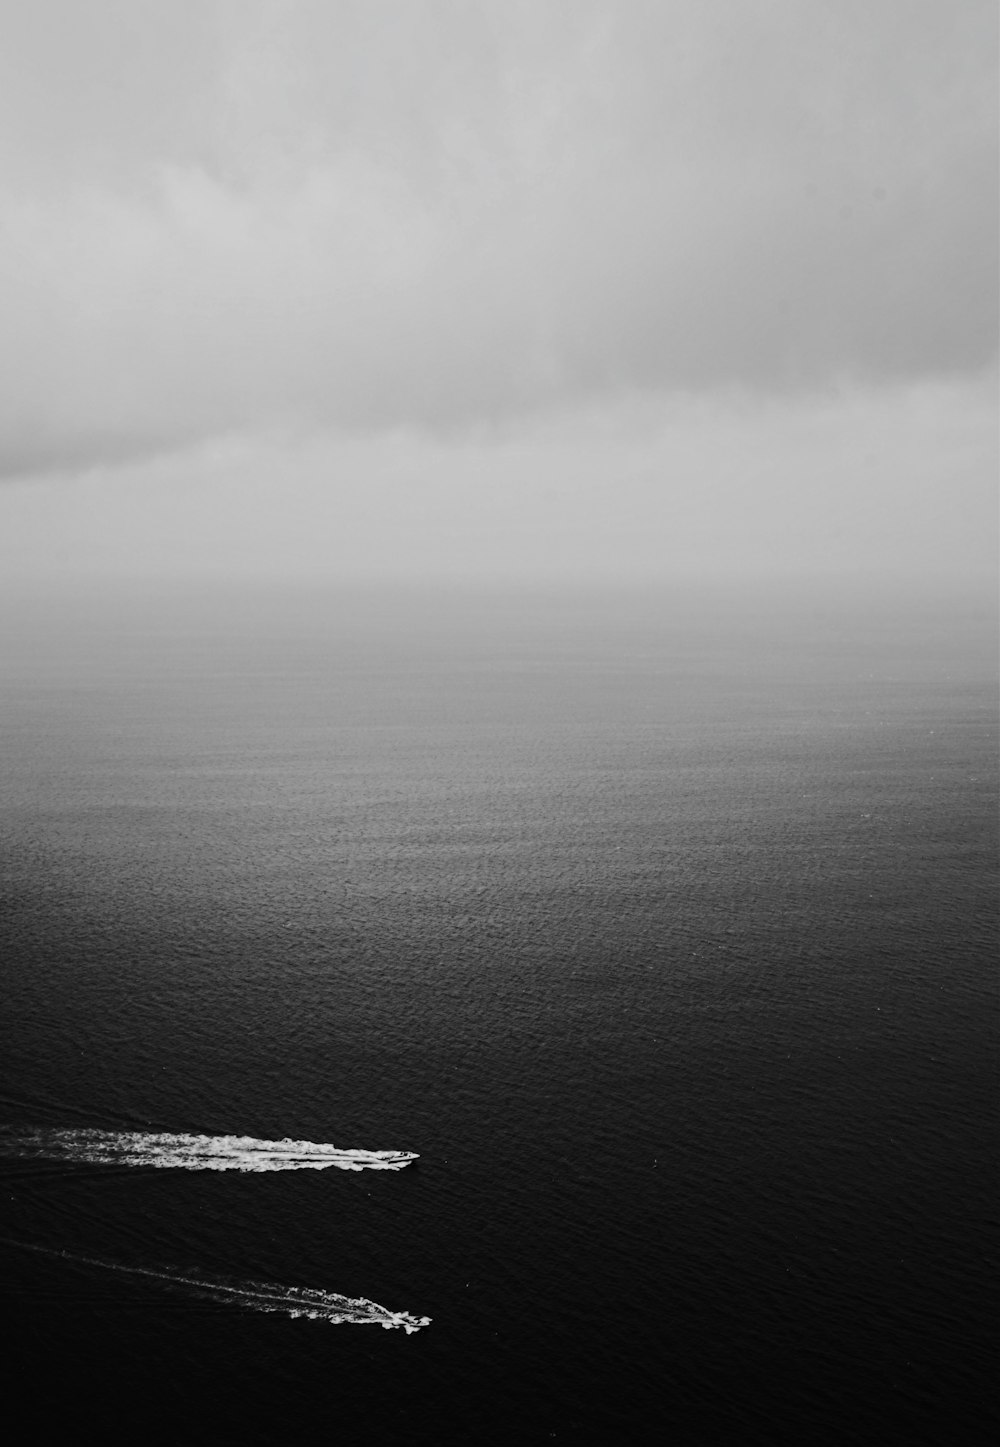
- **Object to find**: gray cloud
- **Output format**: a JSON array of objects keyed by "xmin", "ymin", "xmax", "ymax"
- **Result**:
[{"xmin": 1, "ymin": 0, "xmax": 996, "ymax": 477}]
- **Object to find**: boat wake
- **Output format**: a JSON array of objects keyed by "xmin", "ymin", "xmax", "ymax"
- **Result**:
[
  {"xmin": 0, "ymin": 1127, "xmax": 418, "ymax": 1172},
  {"xmin": 0, "ymin": 1238, "xmax": 430, "ymax": 1332}
]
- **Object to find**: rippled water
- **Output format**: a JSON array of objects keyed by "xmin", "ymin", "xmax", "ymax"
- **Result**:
[{"xmin": 0, "ymin": 584, "xmax": 995, "ymax": 1443}]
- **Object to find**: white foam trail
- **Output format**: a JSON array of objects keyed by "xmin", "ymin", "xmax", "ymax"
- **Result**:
[
  {"xmin": 0, "ymin": 1238, "xmax": 430, "ymax": 1332},
  {"xmin": 0, "ymin": 1127, "xmax": 418, "ymax": 1172}
]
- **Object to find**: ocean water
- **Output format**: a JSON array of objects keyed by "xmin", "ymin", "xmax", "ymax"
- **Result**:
[{"xmin": 0, "ymin": 583, "xmax": 996, "ymax": 1444}]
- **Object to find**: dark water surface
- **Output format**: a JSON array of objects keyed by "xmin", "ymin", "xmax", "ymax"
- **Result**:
[{"xmin": 1, "ymin": 584, "xmax": 996, "ymax": 1443}]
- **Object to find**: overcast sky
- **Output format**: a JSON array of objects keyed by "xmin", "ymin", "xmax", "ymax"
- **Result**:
[{"xmin": 0, "ymin": 0, "xmax": 995, "ymax": 588}]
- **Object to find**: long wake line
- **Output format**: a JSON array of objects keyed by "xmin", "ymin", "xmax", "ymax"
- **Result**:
[
  {"xmin": 0, "ymin": 1127, "xmax": 418, "ymax": 1173},
  {"xmin": 0, "ymin": 1237, "xmax": 431, "ymax": 1333}
]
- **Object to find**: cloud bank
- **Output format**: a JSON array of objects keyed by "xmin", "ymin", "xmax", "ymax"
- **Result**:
[{"xmin": 0, "ymin": 0, "xmax": 996, "ymax": 478}]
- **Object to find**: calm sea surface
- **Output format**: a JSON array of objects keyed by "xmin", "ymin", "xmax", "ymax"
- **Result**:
[{"xmin": 0, "ymin": 584, "xmax": 996, "ymax": 1443}]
